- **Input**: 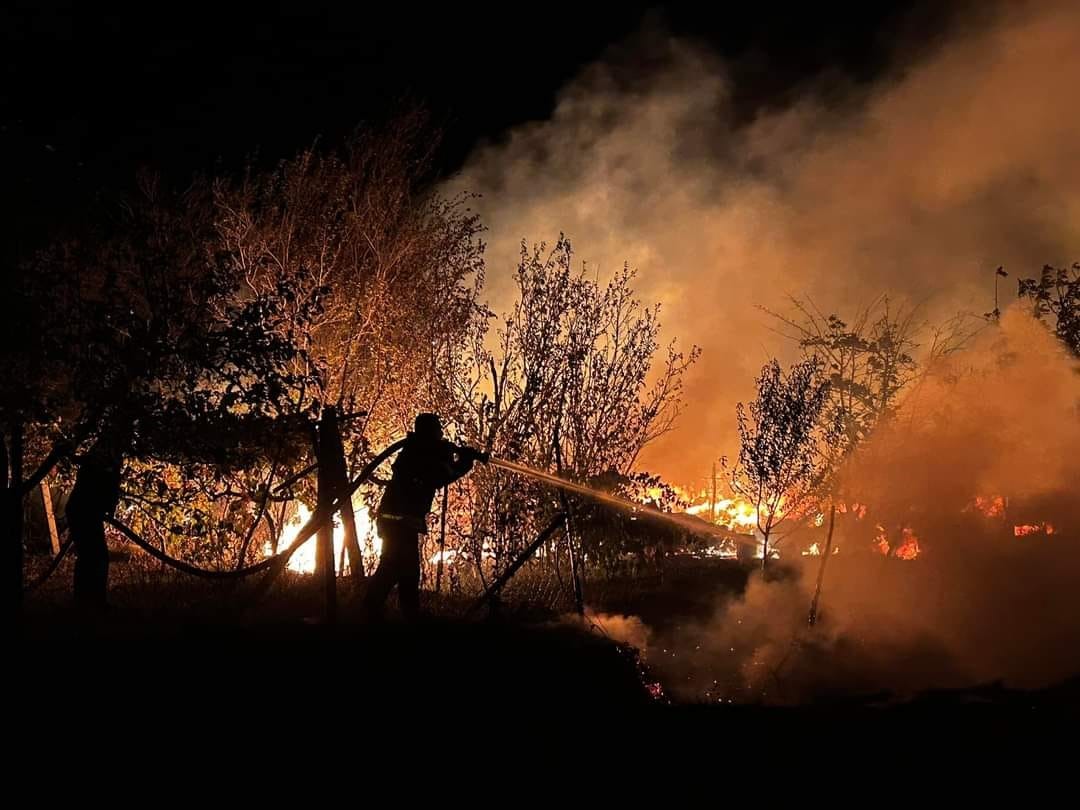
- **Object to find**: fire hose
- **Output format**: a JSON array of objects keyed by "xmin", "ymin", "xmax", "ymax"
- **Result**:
[
  {"xmin": 105, "ymin": 516, "xmax": 283, "ymax": 579},
  {"xmin": 29, "ymin": 437, "xmax": 481, "ymax": 592},
  {"xmin": 86, "ymin": 439, "xmax": 410, "ymax": 584},
  {"xmin": 29, "ymin": 442, "xmax": 738, "ymax": 598},
  {"xmin": 24, "ymin": 537, "xmax": 74, "ymax": 592},
  {"xmin": 240, "ymin": 438, "xmax": 410, "ymax": 606}
]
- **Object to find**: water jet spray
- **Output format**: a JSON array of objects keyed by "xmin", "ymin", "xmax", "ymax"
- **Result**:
[{"xmin": 486, "ymin": 456, "xmax": 752, "ymax": 546}]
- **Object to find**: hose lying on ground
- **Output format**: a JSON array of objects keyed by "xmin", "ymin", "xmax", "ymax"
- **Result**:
[
  {"xmin": 24, "ymin": 538, "xmax": 74, "ymax": 592},
  {"xmin": 77, "ymin": 439, "xmax": 411, "ymax": 589},
  {"xmin": 105, "ymin": 516, "xmax": 283, "ymax": 580}
]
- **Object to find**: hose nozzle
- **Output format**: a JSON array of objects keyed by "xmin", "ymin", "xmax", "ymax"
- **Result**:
[{"xmin": 457, "ymin": 445, "xmax": 490, "ymax": 464}]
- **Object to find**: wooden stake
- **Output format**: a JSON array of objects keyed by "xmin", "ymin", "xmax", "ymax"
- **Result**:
[{"xmin": 40, "ymin": 480, "xmax": 60, "ymax": 556}]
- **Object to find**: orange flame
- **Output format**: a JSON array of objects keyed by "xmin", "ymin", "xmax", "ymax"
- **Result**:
[
  {"xmin": 681, "ymin": 491, "xmax": 769, "ymax": 533},
  {"xmin": 837, "ymin": 502, "xmax": 867, "ymax": 519},
  {"xmin": 269, "ymin": 500, "xmax": 380, "ymax": 574},
  {"xmin": 1014, "ymin": 522, "xmax": 1054, "ymax": 537},
  {"xmin": 894, "ymin": 528, "xmax": 921, "ymax": 560},
  {"xmin": 971, "ymin": 495, "xmax": 1006, "ymax": 518},
  {"xmin": 874, "ymin": 525, "xmax": 920, "ymax": 560},
  {"xmin": 874, "ymin": 527, "xmax": 890, "ymax": 556}
]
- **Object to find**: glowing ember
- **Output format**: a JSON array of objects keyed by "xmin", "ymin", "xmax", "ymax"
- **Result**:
[
  {"xmin": 837, "ymin": 502, "xmax": 867, "ymax": 519},
  {"xmin": 894, "ymin": 528, "xmax": 921, "ymax": 560},
  {"xmin": 269, "ymin": 499, "xmax": 380, "ymax": 574},
  {"xmin": 874, "ymin": 525, "xmax": 890, "ymax": 556},
  {"xmin": 874, "ymin": 525, "xmax": 920, "ymax": 560},
  {"xmin": 692, "ymin": 541, "xmax": 738, "ymax": 559},
  {"xmin": 1014, "ymin": 522, "xmax": 1054, "ymax": 537},
  {"xmin": 971, "ymin": 495, "xmax": 1006, "ymax": 518}
]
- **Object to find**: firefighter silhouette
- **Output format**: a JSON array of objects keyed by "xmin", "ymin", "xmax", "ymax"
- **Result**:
[{"xmin": 364, "ymin": 413, "xmax": 485, "ymax": 619}]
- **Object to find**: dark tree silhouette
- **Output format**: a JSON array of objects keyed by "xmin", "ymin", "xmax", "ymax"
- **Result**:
[
  {"xmin": 443, "ymin": 236, "xmax": 698, "ymax": 588},
  {"xmin": 726, "ymin": 358, "xmax": 837, "ymax": 570},
  {"xmin": 7, "ymin": 175, "xmax": 318, "ymax": 606},
  {"xmin": 1018, "ymin": 264, "xmax": 1080, "ymax": 356}
]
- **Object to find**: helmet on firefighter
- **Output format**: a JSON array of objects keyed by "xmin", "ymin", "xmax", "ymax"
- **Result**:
[{"xmin": 414, "ymin": 412, "xmax": 444, "ymax": 441}]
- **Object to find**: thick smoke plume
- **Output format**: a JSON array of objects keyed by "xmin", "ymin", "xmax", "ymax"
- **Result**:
[{"xmin": 448, "ymin": 0, "xmax": 1080, "ymax": 482}]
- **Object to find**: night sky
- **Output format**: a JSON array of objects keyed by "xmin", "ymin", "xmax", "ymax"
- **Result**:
[{"xmin": 2, "ymin": 1, "xmax": 959, "ymax": 252}]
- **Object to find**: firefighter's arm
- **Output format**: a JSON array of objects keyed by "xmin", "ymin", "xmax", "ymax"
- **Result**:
[
  {"xmin": 431, "ymin": 445, "xmax": 488, "ymax": 488},
  {"xmin": 451, "ymin": 445, "xmax": 490, "ymax": 481}
]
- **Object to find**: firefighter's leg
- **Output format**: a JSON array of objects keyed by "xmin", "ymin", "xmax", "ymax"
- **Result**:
[
  {"xmin": 364, "ymin": 520, "xmax": 401, "ymax": 618},
  {"xmin": 73, "ymin": 518, "xmax": 109, "ymax": 608},
  {"xmin": 397, "ymin": 534, "xmax": 421, "ymax": 621}
]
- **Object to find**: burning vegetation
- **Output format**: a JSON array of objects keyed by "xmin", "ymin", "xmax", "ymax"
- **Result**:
[{"xmin": 623, "ymin": 308, "xmax": 1080, "ymax": 704}]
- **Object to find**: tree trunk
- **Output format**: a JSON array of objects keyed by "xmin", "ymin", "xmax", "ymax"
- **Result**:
[
  {"xmin": 562, "ymin": 500, "xmax": 584, "ymax": 614},
  {"xmin": 270, "ymin": 503, "xmax": 285, "ymax": 555},
  {"xmin": 318, "ymin": 408, "xmax": 362, "ymax": 582},
  {"xmin": 808, "ymin": 502, "xmax": 837, "ymax": 626},
  {"xmin": 313, "ymin": 411, "xmax": 341, "ymax": 623},
  {"xmin": 314, "ymin": 461, "xmax": 337, "ymax": 624},
  {"xmin": 552, "ymin": 430, "xmax": 584, "ymax": 615},
  {"xmin": 1, "ymin": 427, "xmax": 23, "ymax": 618},
  {"xmin": 337, "ymin": 491, "xmax": 362, "ymax": 581},
  {"xmin": 41, "ymin": 480, "xmax": 60, "ymax": 555}
]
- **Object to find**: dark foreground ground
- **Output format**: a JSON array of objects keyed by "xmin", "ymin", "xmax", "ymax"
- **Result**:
[
  {"xmin": 13, "ymin": 603, "xmax": 1080, "ymax": 738},
  {"xmin": 12, "ymin": 556, "xmax": 1079, "ymax": 755}
]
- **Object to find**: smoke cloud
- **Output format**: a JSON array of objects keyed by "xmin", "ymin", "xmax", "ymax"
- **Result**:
[
  {"xmin": 606, "ymin": 309, "xmax": 1080, "ymax": 702},
  {"xmin": 447, "ymin": 0, "xmax": 1080, "ymax": 483}
]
